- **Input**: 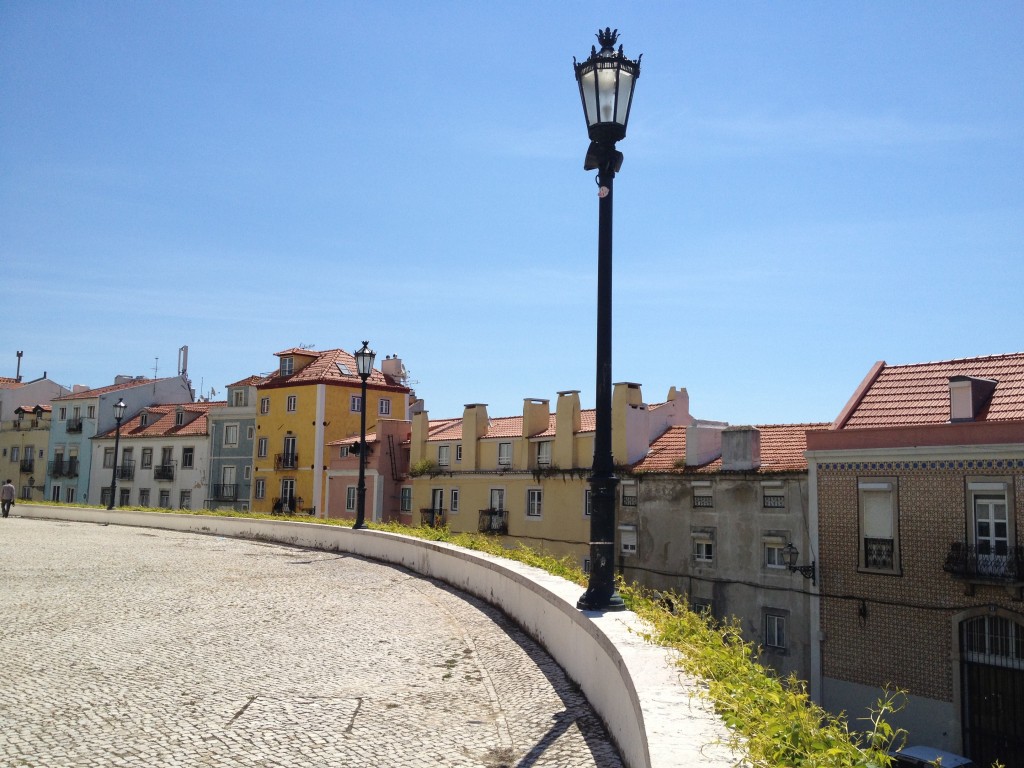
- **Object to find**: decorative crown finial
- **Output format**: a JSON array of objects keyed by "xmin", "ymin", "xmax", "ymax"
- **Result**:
[{"xmin": 596, "ymin": 27, "xmax": 619, "ymax": 53}]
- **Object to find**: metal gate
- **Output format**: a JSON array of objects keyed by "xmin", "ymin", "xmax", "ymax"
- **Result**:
[{"xmin": 960, "ymin": 615, "xmax": 1024, "ymax": 767}]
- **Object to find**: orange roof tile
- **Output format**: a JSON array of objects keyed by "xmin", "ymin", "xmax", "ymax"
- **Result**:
[
  {"xmin": 0, "ymin": 377, "xmax": 23, "ymax": 390},
  {"xmin": 632, "ymin": 423, "xmax": 829, "ymax": 474},
  {"xmin": 227, "ymin": 374, "xmax": 268, "ymax": 388},
  {"xmin": 838, "ymin": 352, "xmax": 1024, "ymax": 429},
  {"xmin": 97, "ymin": 402, "xmax": 225, "ymax": 439},
  {"xmin": 259, "ymin": 348, "xmax": 406, "ymax": 391}
]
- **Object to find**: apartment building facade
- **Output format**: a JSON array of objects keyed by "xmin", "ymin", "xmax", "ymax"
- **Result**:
[
  {"xmin": 206, "ymin": 376, "xmax": 264, "ymax": 511},
  {"xmin": 807, "ymin": 353, "xmax": 1024, "ymax": 767}
]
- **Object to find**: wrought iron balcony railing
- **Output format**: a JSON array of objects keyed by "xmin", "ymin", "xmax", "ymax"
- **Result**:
[
  {"xmin": 213, "ymin": 484, "xmax": 238, "ymax": 501},
  {"xmin": 275, "ymin": 453, "xmax": 299, "ymax": 470},
  {"xmin": 420, "ymin": 508, "xmax": 446, "ymax": 528},
  {"xmin": 65, "ymin": 418, "xmax": 83, "ymax": 433},
  {"xmin": 154, "ymin": 464, "xmax": 176, "ymax": 481},
  {"xmin": 864, "ymin": 537, "xmax": 895, "ymax": 570},
  {"xmin": 478, "ymin": 508, "xmax": 508, "ymax": 534},
  {"xmin": 117, "ymin": 461, "xmax": 135, "ymax": 480},
  {"xmin": 944, "ymin": 542, "xmax": 1024, "ymax": 584},
  {"xmin": 19, "ymin": 458, "xmax": 34, "ymax": 474}
]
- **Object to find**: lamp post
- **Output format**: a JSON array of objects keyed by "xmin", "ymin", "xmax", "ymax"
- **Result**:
[
  {"xmin": 353, "ymin": 341, "xmax": 376, "ymax": 529},
  {"xmin": 574, "ymin": 28, "xmax": 641, "ymax": 611},
  {"xmin": 107, "ymin": 398, "xmax": 127, "ymax": 510},
  {"xmin": 782, "ymin": 542, "xmax": 817, "ymax": 587}
]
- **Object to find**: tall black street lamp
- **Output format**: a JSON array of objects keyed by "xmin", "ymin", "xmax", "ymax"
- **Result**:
[
  {"xmin": 353, "ymin": 341, "xmax": 376, "ymax": 529},
  {"xmin": 107, "ymin": 398, "xmax": 127, "ymax": 510},
  {"xmin": 574, "ymin": 28, "xmax": 641, "ymax": 611}
]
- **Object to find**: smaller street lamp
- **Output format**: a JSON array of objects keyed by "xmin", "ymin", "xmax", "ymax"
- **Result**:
[
  {"xmin": 107, "ymin": 398, "xmax": 127, "ymax": 510},
  {"xmin": 782, "ymin": 542, "xmax": 817, "ymax": 587},
  {"xmin": 352, "ymin": 341, "xmax": 376, "ymax": 529}
]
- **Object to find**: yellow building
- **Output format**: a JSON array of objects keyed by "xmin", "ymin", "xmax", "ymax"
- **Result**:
[
  {"xmin": 0, "ymin": 404, "xmax": 52, "ymax": 501},
  {"xmin": 409, "ymin": 384, "xmax": 695, "ymax": 568},
  {"xmin": 252, "ymin": 347, "xmax": 412, "ymax": 516}
]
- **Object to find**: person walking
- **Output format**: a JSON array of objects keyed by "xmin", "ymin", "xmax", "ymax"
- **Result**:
[{"xmin": 1, "ymin": 479, "xmax": 14, "ymax": 518}]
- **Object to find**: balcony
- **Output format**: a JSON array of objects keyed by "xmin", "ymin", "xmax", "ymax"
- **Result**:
[
  {"xmin": 420, "ymin": 508, "xmax": 446, "ymax": 528},
  {"xmin": 275, "ymin": 453, "xmax": 299, "ymax": 470},
  {"xmin": 213, "ymin": 484, "xmax": 238, "ymax": 501},
  {"xmin": 66, "ymin": 458, "xmax": 79, "ymax": 478},
  {"xmin": 154, "ymin": 464, "xmax": 176, "ymax": 481},
  {"xmin": 117, "ymin": 461, "xmax": 135, "ymax": 480},
  {"xmin": 66, "ymin": 418, "xmax": 83, "ymax": 433},
  {"xmin": 19, "ymin": 458, "xmax": 34, "ymax": 474},
  {"xmin": 478, "ymin": 508, "xmax": 508, "ymax": 534},
  {"xmin": 944, "ymin": 543, "xmax": 1024, "ymax": 596},
  {"xmin": 48, "ymin": 459, "xmax": 78, "ymax": 478}
]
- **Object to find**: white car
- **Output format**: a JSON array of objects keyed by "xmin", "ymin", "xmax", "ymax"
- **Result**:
[{"xmin": 890, "ymin": 745, "xmax": 975, "ymax": 768}]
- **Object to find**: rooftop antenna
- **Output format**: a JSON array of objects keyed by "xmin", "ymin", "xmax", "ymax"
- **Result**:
[
  {"xmin": 15, "ymin": 350, "xmax": 23, "ymax": 383},
  {"xmin": 153, "ymin": 357, "xmax": 159, "ymax": 378}
]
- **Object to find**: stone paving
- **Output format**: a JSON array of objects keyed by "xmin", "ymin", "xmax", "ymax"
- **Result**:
[{"xmin": 0, "ymin": 517, "xmax": 625, "ymax": 767}]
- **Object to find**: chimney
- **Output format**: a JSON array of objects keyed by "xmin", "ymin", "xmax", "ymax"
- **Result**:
[
  {"xmin": 685, "ymin": 423, "xmax": 726, "ymax": 467},
  {"xmin": 721, "ymin": 426, "xmax": 761, "ymax": 471},
  {"xmin": 949, "ymin": 376, "xmax": 997, "ymax": 422},
  {"xmin": 522, "ymin": 398, "xmax": 550, "ymax": 438},
  {"xmin": 381, "ymin": 355, "xmax": 408, "ymax": 385}
]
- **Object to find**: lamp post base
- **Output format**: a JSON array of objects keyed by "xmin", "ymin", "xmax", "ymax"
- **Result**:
[{"xmin": 577, "ymin": 540, "xmax": 627, "ymax": 612}]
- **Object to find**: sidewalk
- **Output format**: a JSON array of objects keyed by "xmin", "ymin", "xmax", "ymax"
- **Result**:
[{"xmin": 0, "ymin": 517, "xmax": 624, "ymax": 767}]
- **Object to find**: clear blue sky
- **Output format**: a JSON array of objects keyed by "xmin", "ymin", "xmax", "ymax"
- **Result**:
[{"xmin": 2, "ymin": 2, "xmax": 1021, "ymax": 426}]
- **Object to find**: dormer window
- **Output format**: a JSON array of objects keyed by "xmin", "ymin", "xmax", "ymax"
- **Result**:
[
  {"xmin": 175, "ymin": 411, "xmax": 184, "ymax": 426},
  {"xmin": 281, "ymin": 357, "xmax": 294, "ymax": 376},
  {"xmin": 140, "ymin": 413, "xmax": 149, "ymax": 427},
  {"xmin": 232, "ymin": 389, "xmax": 245, "ymax": 407}
]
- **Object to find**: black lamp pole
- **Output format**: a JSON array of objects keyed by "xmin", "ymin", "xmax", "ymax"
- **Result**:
[
  {"xmin": 107, "ymin": 398, "xmax": 127, "ymax": 510},
  {"xmin": 574, "ymin": 29, "xmax": 640, "ymax": 611},
  {"xmin": 353, "ymin": 341, "xmax": 375, "ymax": 529}
]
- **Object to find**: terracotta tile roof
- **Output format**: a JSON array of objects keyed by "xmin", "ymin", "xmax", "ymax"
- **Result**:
[
  {"xmin": 837, "ymin": 352, "xmax": 1024, "ymax": 429},
  {"xmin": 427, "ymin": 408, "xmax": 598, "ymax": 442},
  {"xmin": 97, "ymin": 402, "xmax": 225, "ymax": 439},
  {"xmin": 426, "ymin": 418, "xmax": 462, "ymax": 441},
  {"xmin": 14, "ymin": 404, "xmax": 52, "ymax": 414},
  {"xmin": 259, "ymin": 349, "xmax": 404, "ymax": 390},
  {"xmin": 0, "ymin": 377, "xmax": 22, "ymax": 390},
  {"xmin": 632, "ymin": 423, "xmax": 829, "ymax": 474},
  {"xmin": 53, "ymin": 377, "xmax": 179, "ymax": 401},
  {"xmin": 227, "ymin": 374, "xmax": 268, "ymax": 388}
]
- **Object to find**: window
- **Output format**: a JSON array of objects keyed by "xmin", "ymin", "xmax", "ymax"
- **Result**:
[
  {"xmin": 859, "ymin": 479, "xmax": 899, "ymax": 573},
  {"xmin": 286, "ymin": 395, "xmax": 297, "ymax": 412},
  {"xmin": 139, "ymin": 489, "xmax": 150, "ymax": 507},
  {"xmin": 340, "ymin": 445, "xmax": 350, "ymax": 458},
  {"xmin": 379, "ymin": 398, "xmax": 391, "ymax": 416},
  {"xmin": 161, "ymin": 446, "xmax": 174, "ymax": 466},
  {"xmin": 692, "ymin": 483, "xmax": 714, "ymax": 508},
  {"xmin": 584, "ymin": 489, "xmax": 592, "ymax": 517},
  {"xmin": 280, "ymin": 357, "xmax": 293, "ymax": 376},
  {"xmin": 455, "ymin": 444, "xmax": 462, "ymax": 463},
  {"xmin": 498, "ymin": 442, "xmax": 512, "ymax": 467},
  {"xmin": 527, "ymin": 488, "xmax": 543, "ymax": 517},
  {"xmin": 179, "ymin": 490, "xmax": 191, "ymax": 509},
  {"xmin": 762, "ymin": 482, "xmax": 786, "ymax": 509},
  {"xmin": 10, "ymin": 446, "xmax": 19, "ymax": 462},
  {"xmin": 764, "ymin": 540, "xmax": 787, "ymax": 569},
  {"xmin": 175, "ymin": 411, "xmax": 184, "ymax": 426},
  {"xmin": 254, "ymin": 479, "xmax": 265, "ymax": 499},
  {"xmin": 87, "ymin": 405, "xmax": 95, "ymax": 418},
  {"xmin": 400, "ymin": 487, "xmax": 412, "ymax": 512},
  {"xmin": 103, "ymin": 448, "xmax": 115, "ymax": 468},
  {"xmin": 119, "ymin": 489, "xmax": 130, "ymax": 507},
  {"xmin": 619, "ymin": 525, "xmax": 637, "ymax": 556},
  {"xmin": 969, "ymin": 480, "xmax": 1012, "ymax": 574},
  {"xmin": 438, "ymin": 445, "xmax": 450, "ymax": 466},
  {"xmin": 257, "ymin": 437, "xmax": 268, "ymax": 458},
  {"xmin": 65, "ymin": 487, "xmax": 75, "ymax": 503},
  {"xmin": 243, "ymin": 466, "xmax": 251, "ymax": 480},
  {"xmin": 247, "ymin": 426, "xmax": 255, "ymax": 440},
  {"xmin": 140, "ymin": 413, "xmax": 148, "ymax": 427},
  {"xmin": 100, "ymin": 488, "xmax": 112, "ymax": 507},
  {"xmin": 346, "ymin": 487, "xmax": 357, "ymax": 511},
  {"xmin": 224, "ymin": 424, "xmax": 239, "ymax": 447},
  {"xmin": 350, "ymin": 395, "xmax": 362, "ymax": 412},
  {"xmin": 182, "ymin": 447, "xmax": 194, "ymax": 469},
  {"xmin": 765, "ymin": 612, "xmax": 787, "ymax": 650},
  {"xmin": 260, "ymin": 397, "xmax": 270, "ymax": 414},
  {"xmin": 537, "ymin": 441, "xmax": 552, "ymax": 466},
  {"xmin": 141, "ymin": 448, "xmax": 152, "ymax": 468},
  {"xmin": 450, "ymin": 489, "xmax": 459, "ymax": 513},
  {"xmin": 59, "ymin": 407, "xmax": 66, "ymax": 420},
  {"xmin": 691, "ymin": 598, "xmax": 714, "ymax": 616},
  {"xmin": 692, "ymin": 529, "xmax": 715, "ymax": 563},
  {"xmin": 490, "ymin": 488, "xmax": 505, "ymax": 511},
  {"xmin": 233, "ymin": 390, "xmax": 245, "ymax": 407},
  {"xmin": 159, "ymin": 490, "xmax": 171, "ymax": 508},
  {"xmin": 963, "ymin": 614, "xmax": 1024, "ymax": 667}
]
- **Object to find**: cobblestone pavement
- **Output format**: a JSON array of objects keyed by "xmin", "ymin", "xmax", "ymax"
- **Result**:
[{"xmin": 0, "ymin": 518, "xmax": 624, "ymax": 767}]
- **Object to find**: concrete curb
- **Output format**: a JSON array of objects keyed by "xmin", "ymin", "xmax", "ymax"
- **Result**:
[{"xmin": 16, "ymin": 505, "xmax": 739, "ymax": 768}]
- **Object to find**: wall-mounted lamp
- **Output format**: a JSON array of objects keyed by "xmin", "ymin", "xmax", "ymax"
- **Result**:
[{"xmin": 782, "ymin": 542, "xmax": 816, "ymax": 587}]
